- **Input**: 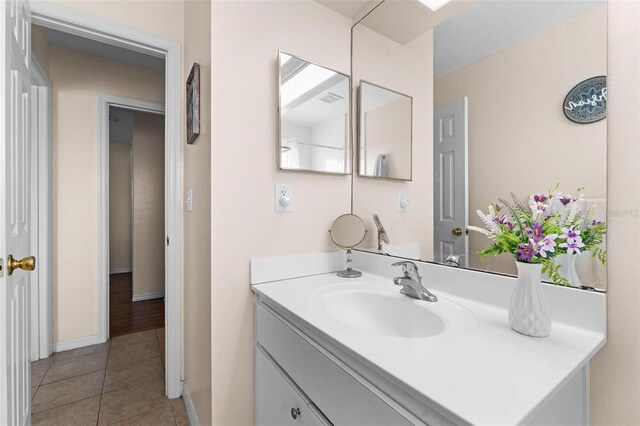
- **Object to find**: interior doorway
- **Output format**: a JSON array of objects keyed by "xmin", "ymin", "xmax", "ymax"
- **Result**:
[
  {"xmin": 29, "ymin": 2, "xmax": 183, "ymax": 399},
  {"xmin": 107, "ymin": 103, "xmax": 166, "ymax": 338}
]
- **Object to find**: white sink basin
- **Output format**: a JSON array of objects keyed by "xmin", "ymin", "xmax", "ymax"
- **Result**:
[{"xmin": 315, "ymin": 282, "xmax": 477, "ymax": 338}]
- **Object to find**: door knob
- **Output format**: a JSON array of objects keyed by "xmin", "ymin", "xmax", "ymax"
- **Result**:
[
  {"xmin": 451, "ymin": 227, "xmax": 463, "ymax": 237},
  {"xmin": 6, "ymin": 255, "xmax": 36, "ymax": 275}
]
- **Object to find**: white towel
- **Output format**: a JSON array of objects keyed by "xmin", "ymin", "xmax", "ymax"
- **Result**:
[{"xmin": 373, "ymin": 154, "xmax": 387, "ymax": 178}]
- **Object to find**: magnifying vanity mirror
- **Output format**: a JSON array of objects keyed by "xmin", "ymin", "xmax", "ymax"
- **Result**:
[
  {"xmin": 329, "ymin": 214, "xmax": 367, "ymax": 278},
  {"xmin": 277, "ymin": 52, "xmax": 351, "ymax": 175},
  {"xmin": 351, "ymin": 0, "xmax": 608, "ymax": 290}
]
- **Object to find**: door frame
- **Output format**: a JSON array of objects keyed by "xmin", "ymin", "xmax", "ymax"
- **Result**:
[
  {"xmin": 30, "ymin": 55, "xmax": 52, "ymax": 361},
  {"xmin": 97, "ymin": 94, "xmax": 165, "ymax": 339},
  {"xmin": 31, "ymin": 2, "xmax": 183, "ymax": 399}
]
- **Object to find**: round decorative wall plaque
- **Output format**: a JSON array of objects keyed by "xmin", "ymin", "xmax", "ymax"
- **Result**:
[{"xmin": 563, "ymin": 76, "xmax": 607, "ymax": 124}]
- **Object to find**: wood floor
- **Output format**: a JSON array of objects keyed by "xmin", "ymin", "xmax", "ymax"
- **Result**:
[{"xmin": 109, "ymin": 273, "xmax": 165, "ymax": 338}]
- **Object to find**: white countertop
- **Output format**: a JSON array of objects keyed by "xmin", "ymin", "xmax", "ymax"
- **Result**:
[{"xmin": 252, "ymin": 271, "xmax": 606, "ymax": 425}]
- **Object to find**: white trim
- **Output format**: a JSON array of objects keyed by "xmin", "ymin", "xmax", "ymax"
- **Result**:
[
  {"xmin": 132, "ymin": 291, "xmax": 165, "ymax": 302},
  {"xmin": 109, "ymin": 268, "xmax": 132, "ymax": 275},
  {"xmin": 31, "ymin": 1, "xmax": 183, "ymax": 399},
  {"xmin": 182, "ymin": 382, "xmax": 200, "ymax": 426},
  {"xmin": 52, "ymin": 334, "xmax": 98, "ymax": 353},
  {"xmin": 30, "ymin": 55, "xmax": 52, "ymax": 361}
]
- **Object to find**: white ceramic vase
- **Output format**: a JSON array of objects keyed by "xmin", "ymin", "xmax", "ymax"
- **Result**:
[
  {"xmin": 508, "ymin": 262, "xmax": 552, "ymax": 337},
  {"xmin": 553, "ymin": 253, "xmax": 583, "ymax": 287}
]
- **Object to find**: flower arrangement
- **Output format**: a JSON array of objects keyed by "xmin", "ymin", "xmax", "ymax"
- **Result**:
[{"xmin": 469, "ymin": 185, "xmax": 607, "ymax": 285}]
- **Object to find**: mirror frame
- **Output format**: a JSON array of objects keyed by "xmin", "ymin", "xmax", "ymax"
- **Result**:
[
  {"xmin": 357, "ymin": 80, "xmax": 413, "ymax": 182},
  {"xmin": 276, "ymin": 50, "xmax": 353, "ymax": 176}
]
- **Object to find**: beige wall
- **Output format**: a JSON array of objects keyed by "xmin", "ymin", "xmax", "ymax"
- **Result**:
[
  {"xmin": 434, "ymin": 6, "xmax": 607, "ymax": 276},
  {"xmin": 132, "ymin": 112, "xmax": 165, "ymax": 297},
  {"xmin": 352, "ymin": 25, "xmax": 434, "ymax": 258},
  {"xmin": 590, "ymin": 1, "xmax": 640, "ymax": 424},
  {"xmin": 211, "ymin": 1, "xmax": 352, "ymax": 424},
  {"xmin": 183, "ymin": 0, "xmax": 212, "ymax": 424},
  {"xmin": 109, "ymin": 143, "xmax": 132, "ymax": 271},
  {"xmin": 363, "ymin": 98, "xmax": 412, "ymax": 178},
  {"xmin": 50, "ymin": 45, "xmax": 164, "ymax": 343}
]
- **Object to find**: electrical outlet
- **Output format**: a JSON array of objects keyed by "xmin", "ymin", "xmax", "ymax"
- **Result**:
[
  {"xmin": 398, "ymin": 190, "xmax": 409, "ymax": 212},
  {"xmin": 275, "ymin": 184, "xmax": 293, "ymax": 212}
]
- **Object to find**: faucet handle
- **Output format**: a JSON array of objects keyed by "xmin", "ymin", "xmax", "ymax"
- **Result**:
[{"xmin": 392, "ymin": 260, "xmax": 419, "ymax": 278}]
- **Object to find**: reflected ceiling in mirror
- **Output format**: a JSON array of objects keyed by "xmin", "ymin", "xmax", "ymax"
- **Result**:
[
  {"xmin": 278, "ymin": 52, "xmax": 351, "ymax": 175},
  {"xmin": 358, "ymin": 81, "xmax": 412, "ymax": 180},
  {"xmin": 351, "ymin": 0, "xmax": 607, "ymax": 290}
]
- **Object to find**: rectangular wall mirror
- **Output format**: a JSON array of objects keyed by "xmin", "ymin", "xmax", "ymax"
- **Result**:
[
  {"xmin": 352, "ymin": 0, "xmax": 607, "ymax": 290},
  {"xmin": 358, "ymin": 81, "xmax": 412, "ymax": 180},
  {"xmin": 278, "ymin": 51, "xmax": 351, "ymax": 174}
]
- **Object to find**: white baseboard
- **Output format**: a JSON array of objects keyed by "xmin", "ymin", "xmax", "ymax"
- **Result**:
[
  {"xmin": 110, "ymin": 268, "xmax": 132, "ymax": 274},
  {"xmin": 132, "ymin": 291, "xmax": 165, "ymax": 302},
  {"xmin": 182, "ymin": 382, "xmax": 199, "ymax": 426},
  {"xmin": 52, "ymin": 334, "xmax": 98, "ymax": 353}
]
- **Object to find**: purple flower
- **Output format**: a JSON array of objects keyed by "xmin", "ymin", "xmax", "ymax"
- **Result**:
[
  {"xmin": 538, "ymin": 234, "xmax": 558, "ymax": 258},
  {"xmin": 516, "ymin": 242, "xmax": 539, "ymax": 262},
  {"xmin": 560, "ymin": 227, "xmax": 581, "ymax": 241},
  {"xmin": 492, "ymin": 214, "xmax": 509, "ymax": 225},
  {"xmin": 559, "ymin": 196, "xmax": 573, "ymax": 205},
  {"xmin": 559, "ymin": 240, "xmax": 585, "ymax": 255},
  {"xmin": 526, "ymin": 222, "xmax": 544, "ymax": 242},
  {"xmin": 533, "ymin": 194, "xmax": 548, "ymax": 203},
  {"xmin": 505, "ymin": 221, "xmax": 515, "ymax": 230},
  {"xmin": 591, "ymin": 219, "xmax": 602, "ymax": 226}
]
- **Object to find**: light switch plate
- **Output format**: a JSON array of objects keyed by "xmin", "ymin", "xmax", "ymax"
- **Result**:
[
  {"xmin": 186, "ymin": 188, "xmax": 193, "ymax": 212},
  {"xmin": 275, "ymin": 184, "xmax": 293, "ymax": 212},
  {"xmin": 398, "ymin": 190, "xmax": 409, "ymax": 212}
]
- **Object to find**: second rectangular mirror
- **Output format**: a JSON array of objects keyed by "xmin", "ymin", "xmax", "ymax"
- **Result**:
[{"xmin": 358, "ymin": 81, "xmax": 412, "ymax": 180}]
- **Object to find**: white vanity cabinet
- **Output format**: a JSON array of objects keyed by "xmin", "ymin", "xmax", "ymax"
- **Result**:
[{"xmin": 255, "ymin": 300, "xmax": 432, "ymax": 426}]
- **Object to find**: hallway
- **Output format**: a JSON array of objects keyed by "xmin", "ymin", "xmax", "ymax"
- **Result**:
[
  {"xmin": 30, "ymin": 329, "xmax": 186, "ymax": 425},
  {"xmin": 109, "ymin": 273, "xmax": 165, "ymax": 338}
]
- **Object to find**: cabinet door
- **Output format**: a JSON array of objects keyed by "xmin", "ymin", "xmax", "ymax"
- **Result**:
[
  {"xmin": 256, "ymin": 347, "xmax": 308, "ymax": 426},
  {"xmin": 308, "ymin": 403, "xmax": 332, "ymax": 426}
]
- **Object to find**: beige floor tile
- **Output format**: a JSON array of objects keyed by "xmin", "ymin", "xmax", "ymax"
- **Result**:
[
  {"xmin": 31, "ymin": 386, "xmax": 38, "ymax": 400},
  {"xmin": 171, "ymin": 398, "xmax": 189, "ymax": 426},
  {"xmin": 109, "ymin": 404, "xmax": 176, "ymax": 426},
  {"xmin": 31, "ymin": 395, "xmax": 101, "ymax": 426},
  {"xmin": 156, "ymin": 328, "xmax": 165, "ymax": 347},
  {"xmin": 32, "ymin": 370, "xmax": 104, "ymax": 414},
  {"xmin": 42, "ymin": 350, "xmax": 108, "ymax": 385},
  {"xmin": 103, "ymin": 353, "xmax": 164, "ymax": 393},
  {"xmin": 110, "ymin": 330, "xmax": 158, "ymax": 350},
  {"xmin": 108, "ymin": 340, "xmax": 161, "ymax": 371},
  {"xmin": 31, "ymin": 358, "xmax": 53, "ymax": 387},
  {"xmin": 98, "ymin": 375, "xmax": 170, "ymax": 425},
  {"xmin": 53, "ymin": 342, "xmax": 110, "ymax": 362}
]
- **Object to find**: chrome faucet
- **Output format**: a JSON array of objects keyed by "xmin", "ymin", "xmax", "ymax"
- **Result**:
[
  {"xmin": 392, "ymin": 261, "xmax": 438, "ymax": 302},
  {"xmin": 444, "ymin": 254, "xmax": 464, "ymax": 267},
  {"xmin": 373, "ymin": 214, "xmax": 389, "ymax": 253}
]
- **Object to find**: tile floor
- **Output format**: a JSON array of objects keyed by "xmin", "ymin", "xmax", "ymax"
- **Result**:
[{"xmin": 30, "ymin": 328, "xmax": 189, "ymax": 426}]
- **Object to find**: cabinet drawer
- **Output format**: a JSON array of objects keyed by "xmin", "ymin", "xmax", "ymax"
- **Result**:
[
  {"xmin": 256, "ymin": 346, "xmax": 310, "ymax": 426},
  {"xmin": 256, "ymin": 303, "xmax": 416, "ymax": 426}
]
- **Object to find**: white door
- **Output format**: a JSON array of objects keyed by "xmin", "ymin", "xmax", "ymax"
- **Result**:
[
  {"xmin": 433, "ymin": 97, "xmax": 468, "ymax": 266},
  {"xmin": 1, "ymin": 1, "xmax": 34, "ymax": 425}
]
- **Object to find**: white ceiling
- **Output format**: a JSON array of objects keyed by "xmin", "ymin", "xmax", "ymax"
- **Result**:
[
  {"xmin": 434, "ymin": 0, "xmax": 604, "ymax": 79},
  {"xmin": 37, "ymin": 24, "xmax": 165, "ymax": 72},
  {"xmin": 315, "ymin": 0, "xmax": 381, "ymax": 20}
]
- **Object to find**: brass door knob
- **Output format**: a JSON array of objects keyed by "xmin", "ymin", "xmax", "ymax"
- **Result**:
[
  {"xmin": 6, "ymin": 255, "xmax": 36, "ymax": 275},
  {"xmin": 451, "ymin": 227, "xmax": 463, "ymax": 237}
]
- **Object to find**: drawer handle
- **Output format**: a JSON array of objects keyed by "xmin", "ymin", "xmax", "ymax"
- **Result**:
[{"xmin": 291, "ymin": 407, "xmax": 301, "ymax": 420}]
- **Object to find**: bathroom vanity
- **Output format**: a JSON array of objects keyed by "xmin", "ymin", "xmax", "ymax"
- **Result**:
[{"xmin": 251, "ymin": 251, "xmax": 606, "ymax": 426}]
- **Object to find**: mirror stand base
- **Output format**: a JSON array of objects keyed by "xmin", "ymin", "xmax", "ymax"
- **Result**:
[{"xmin": 337, "ymin": 268, "xmax": 363, "ymax": 278}]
